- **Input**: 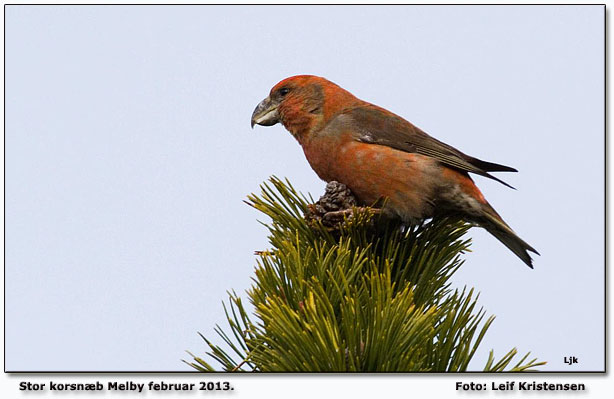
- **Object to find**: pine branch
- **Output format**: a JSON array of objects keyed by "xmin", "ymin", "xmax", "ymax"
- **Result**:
[{"xmin": 186, "ymin": 177, "xmax": 545, "ymax": 372}]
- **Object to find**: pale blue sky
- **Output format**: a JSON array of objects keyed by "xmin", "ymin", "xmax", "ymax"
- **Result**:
[{"xmin": 5, "ymin": 5, "xmax": 604, "ymax": 371}]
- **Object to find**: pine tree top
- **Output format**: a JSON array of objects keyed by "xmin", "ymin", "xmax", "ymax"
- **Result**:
[{"xmin": 186, "ymin": 177, "xmax": 544, "ymax": 372}]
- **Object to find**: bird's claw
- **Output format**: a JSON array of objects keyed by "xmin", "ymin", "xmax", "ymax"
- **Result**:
[{"xmin": 305, "ymin": 181, "xmax": 380, "ymax": 231}]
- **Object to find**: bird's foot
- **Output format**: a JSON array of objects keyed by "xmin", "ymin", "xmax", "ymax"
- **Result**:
[{"xmin": 305, "ymin": 181, "xmax": 379, "ymax": 230}]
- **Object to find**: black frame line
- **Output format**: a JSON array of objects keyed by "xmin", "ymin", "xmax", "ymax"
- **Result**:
[{"xmin": 2, "ymin": 2, "xmax": 607, "ymax": 375}]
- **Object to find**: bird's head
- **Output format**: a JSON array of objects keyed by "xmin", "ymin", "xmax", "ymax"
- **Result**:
[{"xmin": 251, "ymin": 75, "xmax": 359, "ymax": 139}]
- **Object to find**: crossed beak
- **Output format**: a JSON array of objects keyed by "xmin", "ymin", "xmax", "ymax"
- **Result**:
[{"xmin": 251, "ymin": 96, "xmax": 280, "ymax": 128}]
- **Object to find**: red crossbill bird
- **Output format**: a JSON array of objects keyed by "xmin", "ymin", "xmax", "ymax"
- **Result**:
[{"xmin": 251, "ymin": 75, "xmax": 539, "ymax": 268}]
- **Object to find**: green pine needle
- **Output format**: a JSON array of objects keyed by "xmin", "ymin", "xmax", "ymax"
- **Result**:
[{"xmin": 186, "ymin": 177, "xmax": 545, "ymax": 372}]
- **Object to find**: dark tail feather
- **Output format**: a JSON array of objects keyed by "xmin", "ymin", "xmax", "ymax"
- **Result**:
[
  {"xmin": 468, "ymin": 156, "xmax": 518, "ymax": 173},
  {"xmin": 480, "ymin": 172, "xmax": 516, "ymax": 190},
  {"xmin": 481, "ymin": 212, "xmax": 539, "ymax": 269},
  {"xmin": 466, "ymin": 156, "xmax": 518, "ymax": 189}
]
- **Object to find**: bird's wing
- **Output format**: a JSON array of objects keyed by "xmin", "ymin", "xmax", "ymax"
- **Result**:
[{"xmin": 343, "ymin": 105, "xmax": 517, "ymax": 189}]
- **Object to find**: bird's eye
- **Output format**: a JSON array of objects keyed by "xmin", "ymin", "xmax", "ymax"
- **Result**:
[{"xmin": 278, "ymin": 88, "xmax": 290, "ymax": 96}]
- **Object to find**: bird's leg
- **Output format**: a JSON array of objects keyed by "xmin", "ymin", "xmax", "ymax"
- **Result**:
[{"xmin": 305, "ymin": 181, "xmax": 380, "ymax": 230}]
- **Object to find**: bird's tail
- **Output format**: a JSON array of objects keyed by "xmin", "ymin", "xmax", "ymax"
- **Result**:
[{"xmin": 479, "ymin": 205, "xmax": 539, "ymax": 268}]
